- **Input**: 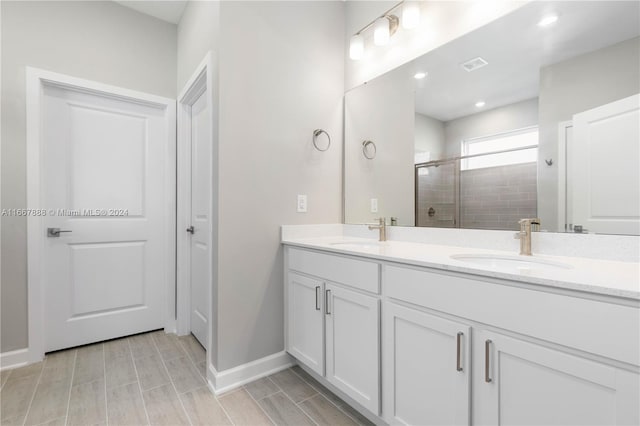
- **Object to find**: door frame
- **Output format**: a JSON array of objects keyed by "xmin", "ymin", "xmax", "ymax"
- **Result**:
[
  {"xmin": 557, "ymin": 120, "xmax": 573, "ymax": 232},
  {"xmin": 26, "ymin": 67, "xmax": 177, "ymax": 363},
  {"xmin": 176, "ymin": 51, "xmax": 216, "ymax": 349}
]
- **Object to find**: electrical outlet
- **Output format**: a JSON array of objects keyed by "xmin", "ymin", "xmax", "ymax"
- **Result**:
[
  {"xmin": 370, "ymin": 198, "xmax": 378, "ymax": 213},
  {"xmin": 297, "ymin": 195, "xmax": 307, "ymax": 213}
]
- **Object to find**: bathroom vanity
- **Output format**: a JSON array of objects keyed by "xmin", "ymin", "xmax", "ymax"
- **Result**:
[{"xmin": 282, "ymin": 227, "xmax": 640, "ymax": 425}]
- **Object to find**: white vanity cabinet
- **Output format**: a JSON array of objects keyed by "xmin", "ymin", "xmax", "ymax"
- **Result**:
[
  {"xmin": 283, "ymin": 242, "xmax": 639, "ymax": 426},
  {"xmin": 287, "ymin": 272, "xmax": 324, "ymax": 376},
  {"xmin": 325, "ymin": 283, "xmax": 380, "ymax": 414},
  {"xmin": 473, "ymin": 329, "xmax": 640, "ymax": 426},
  {"xmin": 384, "ymin": 265, "xmax": 640, "ymax": 426},
  {"xmin": 285, "ymin": 247, "xmax": 381, "ymax": 415},
  {"xmin": 384, "ymin": 302, "xmax": 471, "ymax": 425}
]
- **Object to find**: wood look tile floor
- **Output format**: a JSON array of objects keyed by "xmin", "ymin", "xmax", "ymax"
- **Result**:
[{"xmin": 0, "ymin": 331, "xmax": 373, "ymax": 426}]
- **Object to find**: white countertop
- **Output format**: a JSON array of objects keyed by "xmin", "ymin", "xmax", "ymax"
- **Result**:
[{"xmin": 282, "ymin": 235, "xmax": 640, "ymax": 300}]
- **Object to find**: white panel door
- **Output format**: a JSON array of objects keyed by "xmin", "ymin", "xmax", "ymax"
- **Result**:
[
  {"xmin": 325, "ymin": 283, "xmax": 380, "ymax": 415},
  {"xmin": 287, "ymin": 273, "xmax": 324, "ymax": 376},
  {"xmin": 383, "ymin": 302, "xmax": 471, "ymax": 425},
  {"xmin": 571, "ymin": 94, "xmax": 640, "ymax": 235},
  {"xmin": 42, "ymin": 84, "xmax": 172, "ymax": 352},
  {"xmin": 188, "ymin": 89, "xmax": 211, "ymax": 347},
  {"xmin": 474, "ymin": 329, "xmax": 640, "ymax": 425}
]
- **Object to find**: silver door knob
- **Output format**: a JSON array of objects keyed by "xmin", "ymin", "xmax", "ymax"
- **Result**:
[
  {"xmin": 186, "ymin": 226, "xmax": 194, "ymax": 234},
  {"xmin": 47, "ymin": 228, "xmax": 72, "ymax": 237}
]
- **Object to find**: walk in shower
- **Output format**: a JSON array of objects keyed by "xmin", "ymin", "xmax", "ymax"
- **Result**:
[{"xmin": 415, "ymin": 145, "xmax": 538, "ymax": 231}]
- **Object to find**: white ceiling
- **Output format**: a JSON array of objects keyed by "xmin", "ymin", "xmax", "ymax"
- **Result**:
[
  {"xmin": 114, "ymin": 1, "xmax": 187, "ymax": 24},
  {"xmin": 403, "ymin": 1, "xmax": 640, "ymax": 122}
]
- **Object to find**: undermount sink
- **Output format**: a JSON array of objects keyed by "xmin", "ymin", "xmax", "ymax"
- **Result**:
[
  {"xmin": 450, "ymin": 253, "xmax": 572, "ymax": 271},
  {"xmin": 330, "ymin": 241, "xmax": 384, "ymax": 250}
]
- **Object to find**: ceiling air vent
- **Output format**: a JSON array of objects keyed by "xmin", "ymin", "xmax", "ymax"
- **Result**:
[{"xmin": 461, "ymin": 57, "xmax": 488, "ymax": 72}]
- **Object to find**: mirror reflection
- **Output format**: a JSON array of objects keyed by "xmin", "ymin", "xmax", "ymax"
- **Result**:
[{"xmin": 344, "ymin": 1, "xmax": 640, "ymax": 235}]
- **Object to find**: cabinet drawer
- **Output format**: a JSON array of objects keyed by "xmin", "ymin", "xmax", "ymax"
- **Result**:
[
  {"xmin": 288, "ymin": 248, "xmax": 379, "ymax": 294},
  {"xmin": 386, "ymin": 265, "xmax": 640, "ymax": 366}
]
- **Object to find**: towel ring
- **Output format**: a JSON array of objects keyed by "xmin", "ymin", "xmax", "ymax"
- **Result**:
[
  {"xmin": 312, "ymin": 129, "xmax": 331, "ymax": 152},
  {"xmin": 362, "ymin": 140, "xmax": 377, "ymax": 159}
]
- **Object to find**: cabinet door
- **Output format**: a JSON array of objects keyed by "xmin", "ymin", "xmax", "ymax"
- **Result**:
[
  {"xmin": 474, "ymin": 329, "xmax": 640, "ymax": 425},
  {"xmin": 384, "ymin": 302, "xmax": 471, "ymax": 425},
  {"xmin": 325, "ymin": 283, "xmax": 380, "ymax": 415},
  {"xmin": 287, "ymin": 273, "xmax": 324, "ymax": 376}
]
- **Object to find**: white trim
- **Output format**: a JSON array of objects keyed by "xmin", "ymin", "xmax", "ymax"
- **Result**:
[
  {"xmin": 26, "ymin": 67, "xmax": 176, "ymax": 361},
  {"xmin": 206, "ymin": 351, "xmax": 294, "ymax": 395},
  {"xmin": 0, "ymin": 348, "xmax": 31, "ymax": 371},
  {"xmin": 462, "ymin": 124, "xmax": 539, "ymax": 146},
  {"xmin": 557, "ymin": 120, "xmax": 573, "ymax": 233},
  {"xmin": 176, "ymin": 52, "xmax": 215, "ymax": 340}
]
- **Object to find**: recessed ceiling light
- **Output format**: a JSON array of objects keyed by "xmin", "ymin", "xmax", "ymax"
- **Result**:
[
  {"xmin": 414, "ymin": 72, "xmax": 427, "ymax": 80},
  {"xmin": 538, "ymin": 14, "xmax": 558, "ymax": 27},
  {"xmin": 475, "ymin": 101, "xmax": 486, "ymax": 108}
]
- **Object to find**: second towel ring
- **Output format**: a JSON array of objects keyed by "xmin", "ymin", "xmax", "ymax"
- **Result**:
[
  {"xmin": 362, "ymin": 140, "xmax": 377, "ymax": 159},
  {"xmin": 312, "ymin": 129, "xmax": 331, "ymax": 152}
]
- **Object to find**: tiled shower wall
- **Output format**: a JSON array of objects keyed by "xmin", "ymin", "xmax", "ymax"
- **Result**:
[
  {"xmin": 416, "ymin": 162, "xmax": 537, "ymax": 230},
  {"xmin": 416, "ymin": 163, "xmax": 456, "ymax": 227},
  {"xmin": 460, "ymin": 162, "xmax": 537, "ymax": 230}
]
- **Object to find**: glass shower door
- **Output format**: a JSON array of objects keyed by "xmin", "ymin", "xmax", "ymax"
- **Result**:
[{"xmin": 415, "ymin": 160, "xmax": 458, "ymax": 227}]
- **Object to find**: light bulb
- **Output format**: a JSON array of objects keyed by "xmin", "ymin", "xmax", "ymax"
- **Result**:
[
  {"xmin": 402, "ymin": 2, "xmax": 421, "ymax": 29},
  {"xmin": 475, "ymin": 101, "xmax": 486, "ymax": 108},
  {"xmin": 349, "ymin": 34, "xmax": 364, "ymax": 60},
  {"xmin": 374, "ymin": 17, "xmax": 390, "ymax": 46},
  {"xmin": 414, "ymin": 72, "xmax": 427, "ymax": 79}
]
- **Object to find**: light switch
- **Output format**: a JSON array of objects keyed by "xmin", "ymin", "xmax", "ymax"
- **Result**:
[
  {"xmin": 297, "ymin": 195, "xmax": 308, "ymax": 213},
  {"xmin": 370, "ymin": 198, "xmax": 378, "ymax": 213}
]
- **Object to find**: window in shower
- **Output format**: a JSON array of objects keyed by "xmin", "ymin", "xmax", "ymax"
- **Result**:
[{"xmin": 461, "ymin": 126, "xmax": 538, "ymax": 170}]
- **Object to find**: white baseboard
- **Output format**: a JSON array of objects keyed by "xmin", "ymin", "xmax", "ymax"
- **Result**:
[
  {"xmin": 0, "ymin": 348, "xmax": 31, "ymax": 371},
  {"xmin": 207, "ymin": 351, "xmax": 294, "ymax": 395}
]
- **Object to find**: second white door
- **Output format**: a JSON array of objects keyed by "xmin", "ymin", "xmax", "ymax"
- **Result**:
[{"xmin": 187, "ymin": 88, "xmax": 211, "ymax": 347}]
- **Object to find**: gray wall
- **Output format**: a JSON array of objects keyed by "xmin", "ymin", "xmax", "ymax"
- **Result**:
[
  {"xmin": 177, "ymin": 1, "xmax": 220, "ymax": 91},
  {"xmin": 415, "ymin": 113, "xmax": 445, "ymax": 160},
  {"xmin": 216, "ymin": 1, "xmax": 344, "ymax": 370},
  {"xmin": 538, "ymin": 36, "xmax": 640, "ymax": 229},
  {"xmin": 0, "ymin": 1, "xmax": 177, "ymax": 353},
  {"xmin": 444, "ymin": 98, "xmax": 539, "ymax": 157},
  {"xmin": 344, "ymin": 68, "xmax": 415, "ymax": 226}
]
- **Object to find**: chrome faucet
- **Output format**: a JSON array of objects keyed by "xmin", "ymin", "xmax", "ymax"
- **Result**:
[
  {"xmin": 368, "ymin": 217, "xmax": 387, "ymax": 242},
  {"xmin": 514, "ymin": 218, "xmax": 540, "ymax": 256}
]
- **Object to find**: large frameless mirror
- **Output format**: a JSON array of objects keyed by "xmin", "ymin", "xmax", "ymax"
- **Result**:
[{"xmin": 344, "ymin": 1, "xmax": 640, "ymax": 235}]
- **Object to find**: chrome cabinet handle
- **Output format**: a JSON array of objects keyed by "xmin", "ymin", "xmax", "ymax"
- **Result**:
[
  {"xmin": 325, "ymin": 289, "xmax": 331, "ymax": 315},
  {"xmin": 456, "ymin": 332, "xmax": 463, "ymax": 372},
  {"xmin": 485, "ymin": 339, "xmax": 493, "ymax": 383},
  {"xmin": 47, "ymin": 228, "xmax": 72, "ymax": 237},
  {"xmin": 186, "ymin": 226, "xmax": 195, "ymax": 234},
  {"xmin": 315, "ymin": 286, "xmax": 321, "ymax": 311}
]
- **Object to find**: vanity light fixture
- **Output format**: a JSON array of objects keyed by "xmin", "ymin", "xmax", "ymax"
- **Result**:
[
  {"xmin": 414, "ymin": 71, "xmax": 427, "ymax": 79},
  {"xmin": 475, "ymin": 101, "xmax": 486, "ymax": 108},
  {"xmin": 538, "ymin": 14, "xmax": 559, "ymax": 27},
  {"xmin": 374, "ymin": 16, "xmax": 399, "ymax": 46},
  {"xmin": 349, "ymin": 1, "xmax": 421, "ymax": 60}
]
